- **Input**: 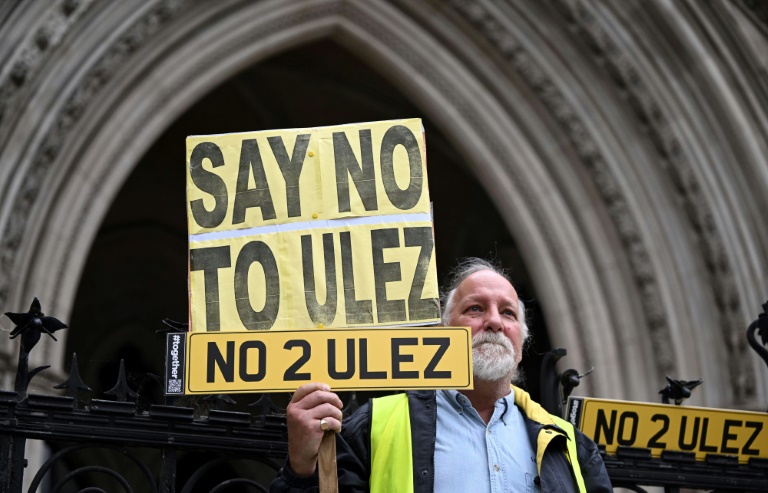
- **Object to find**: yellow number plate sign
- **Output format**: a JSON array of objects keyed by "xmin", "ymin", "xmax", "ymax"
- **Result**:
[
  {"xmin": 166, "ymin": 327, "xmax": 473, "ymax": 394},
  {"xmin": 566, "ymin": 397, "xmax": 768, "ymax": 463}
]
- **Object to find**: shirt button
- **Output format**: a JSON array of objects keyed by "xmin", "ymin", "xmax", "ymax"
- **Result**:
[
  {"xmin": 493, "ymin": 464, "xmax": 500, "ymax": 472},
  {"xmin": 487, "ymin": 429, "xmax": 491, "ymax": 435}
]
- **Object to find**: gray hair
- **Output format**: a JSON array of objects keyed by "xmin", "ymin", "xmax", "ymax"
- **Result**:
[{"xmin": 440, "ymin": 258, "xmax": 530, "ymax": 341}]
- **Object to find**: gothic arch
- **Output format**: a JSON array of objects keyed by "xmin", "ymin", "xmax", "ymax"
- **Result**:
[{"xmin": 1, "ymin": 0, "xmax": 766, "ymax": 409}]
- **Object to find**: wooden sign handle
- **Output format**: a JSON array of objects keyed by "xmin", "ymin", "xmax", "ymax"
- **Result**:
[{"xmin": 318, "ymin": 430, "xmax": 338, "ymax": 493}]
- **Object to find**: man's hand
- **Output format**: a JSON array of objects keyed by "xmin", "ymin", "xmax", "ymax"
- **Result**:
[{"xmin": 286, "ymin": 382, "xmax": 344, "ymax": 477}]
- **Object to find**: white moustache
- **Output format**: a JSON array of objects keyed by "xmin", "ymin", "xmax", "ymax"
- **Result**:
[{"xmin": 472, "ymin": 331, "xmax": 513, "ymax": 350}]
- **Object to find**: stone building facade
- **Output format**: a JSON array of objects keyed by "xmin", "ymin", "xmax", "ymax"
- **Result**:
[{"xmin": 1, "ymin": 0, "xmax": 767, "ymax": 416}]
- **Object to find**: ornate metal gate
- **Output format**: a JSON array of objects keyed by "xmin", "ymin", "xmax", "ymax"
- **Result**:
[{"xmin": 1, "ymin": 299, "xmax": 767, "ymax": 492}]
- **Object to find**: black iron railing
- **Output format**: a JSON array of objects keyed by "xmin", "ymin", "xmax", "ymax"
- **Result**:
[{"xmin": 1, "ymin": 299, "xmax": 767, "ymax": 492}]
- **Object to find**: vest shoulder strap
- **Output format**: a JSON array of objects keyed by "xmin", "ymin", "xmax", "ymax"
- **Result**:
[
  {"xmin": 550, "ymin": 414, "xmax": 588, "ymax": 493},
  {"xmin": 370, "ymin": 393, "xmax": 414, "ymax": 493}
]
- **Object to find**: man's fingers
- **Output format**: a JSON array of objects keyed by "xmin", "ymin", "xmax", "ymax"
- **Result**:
[
  {"xmin": 289, "ymin": 385, "xmax": 343, "ymax": 411},
  {"xmin": 286, "ymin": 383, "xmax": 343, "ymax": 440},
  {"xmin": 285, "ymin": 385, "xmax": 344, "ymax": 477},
  {"xmin": 290, "ymin": 382, "xmax": 331, "ymax": 403},
  {"xmin": 299, "ymin": 390, "xmax": 344, "ymax": 412},
  {"xmin": 287, "ymin": 401, "xmax": 343, "ymax": 430},
  {"xmin": 319, "ymin": 416, "xmax": 342, "ymax": 433},
  {"xmin": 303, "ymin": 402, "xmax": 344, "ymax": 423}
]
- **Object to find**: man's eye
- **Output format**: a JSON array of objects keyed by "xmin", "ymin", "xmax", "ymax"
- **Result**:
[
  {"xmin": 503, "ymin": 309, "xmax": 517, "ymax": 318},
  {"xmin": 467, "ymin": 306, "xmax": 481, "ymax": 312}
]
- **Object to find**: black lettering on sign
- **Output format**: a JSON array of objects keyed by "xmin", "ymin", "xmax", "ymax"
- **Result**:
[
  {"xmin": 404, "ymin": 227, "xmax": 439, "ymax": 321},
  {"xmin": 283, "ymin": 340, "xmax": 311, "ymax": 381},
  {"xmin": 328, "ymin": 339, "xmax": 355, "ymax": 380},
  {"xmin": 698, "ymin": 417, "xmax": 718, "ymax": 453},
  {"xmin": 359, "ymin": 338, "xmax": 387, "ymax": 379},
  {"xmin": 423, "ymin": 337, "xmax": 451, "ymax": 379},
  {"xmin": 594, "ymin": 409, "xmax": 616, "ymax": 444},
  {"xmin": 333, "ymin": 130, "xmax": 377, "ymax": 212},
  {"xmin": 239, "ymin": 340, "xmax": 266, "ymax": 382},
  {"xmin": 233, "ymin": 139, "xmax": 276, "ymax": 224},
  {"xmin": 379, "ymin": 125, "xmax": 423, "ymax": 210},
  {"xmin": 617, "ymin": 411, "xmax": 638, "ymax": 446},
  {"xmin": 189, "ymin": 142, "xmax": 228, "ymax": 228},
  {"xmin": 190, "ymin": 246, "xmax": 231, "ymax": 331},
  {"xmin": 301, "ymin": 234, "xmax": 337, "ymax": 326},
  {"xmin": 371, "ymin": 228, "xmax": 405, "ymax": 323},
  {"xmin": 647, "ymin": 414, "xmax": 669, "ymax": 448},
  {"xmin": 391, "ymin": 338, "xmax": 418, "ymax": 379},
  {"xmin": 743, "ymin": 421, "xmax": 763, "ymax": 456},
  {"xmin": 340, "ymin": 232, "xmax": 373, "ymax": 324},
  {"xmin": 721, "ymin": 419, "xmax": 741, "ymax": 455},
  {"xmin": 678, "ymin": 416, "xmax": 701, "ymax": 451},
  {"xmin": 268, "ymin": 134, "xmax": 310, "ymax": 218},
  {"xmin": 234, "ymin": 241, "xmax": 280, "ymax": 330},
  {"xmin": 207, "ymin": 341, "xmax": 234, "ymax": 382}
]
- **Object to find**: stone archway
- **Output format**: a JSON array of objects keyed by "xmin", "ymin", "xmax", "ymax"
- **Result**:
[
  {"xmin": 1, "ymin": 0, "xmax": 767, "ymax": 410},
  {"xmin": 64, "ymin": 37, "xmax": 546, "ymax": 406}
]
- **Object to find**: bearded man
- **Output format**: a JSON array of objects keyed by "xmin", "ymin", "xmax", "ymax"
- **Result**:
[{"xmin": 271, "ymin": 258, "xmax": 612, "ymax": 492}]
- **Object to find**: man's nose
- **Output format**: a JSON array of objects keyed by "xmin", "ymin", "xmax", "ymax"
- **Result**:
[{"xmin": 484, "ymin": 310, "xmax": 504, "ymax": 332}]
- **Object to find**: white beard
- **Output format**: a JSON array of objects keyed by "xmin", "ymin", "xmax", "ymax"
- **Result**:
[{"xmin": 472, "ymin": 331, "xmax": 518, "ymax": 382}]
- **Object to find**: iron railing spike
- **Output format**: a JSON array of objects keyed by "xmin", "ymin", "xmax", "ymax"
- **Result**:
[
  {"xmin": 104, "ymin": 359, "xmax": 138, "ymax": 402},
  {"xmin": 746, "ymin": 300, "xmax": 768, "ymax": 372},
  {"xmin": 5, "ymin": 298, "xmax": 67, "ymax": 402},
  {"xmin": 53, "ymin": 353, "xmax": 92, "ymax": 409}
]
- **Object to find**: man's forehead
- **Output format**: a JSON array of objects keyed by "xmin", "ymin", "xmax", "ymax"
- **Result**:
[
  {"xmin": 455, "ymin": 270, "xmax": 518, "ymax": 302},
  {"xmin": 459, "ymin": 290, "xmax": 519, "ymax": 305}
]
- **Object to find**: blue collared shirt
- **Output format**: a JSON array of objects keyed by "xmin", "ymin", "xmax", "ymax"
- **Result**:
[{"xmin": 434, "ymin": 389, "xmax": 539, "ymax": 492}]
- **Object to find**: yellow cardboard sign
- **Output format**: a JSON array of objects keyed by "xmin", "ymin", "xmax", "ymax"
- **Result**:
[
  {"xmin": 189, "ymin": 220, "xmax": 438, "ymax": 331},
  {"xmin": 567, "ymin": 397, "xmax": 768, "ymax": 463},
  {"xmin": 174, "ymin": 327, "xmax": 472, "ymax": 393},
  {"xmin": 186, "ymin": 119, "xmax": 439, "ymax": 332}
]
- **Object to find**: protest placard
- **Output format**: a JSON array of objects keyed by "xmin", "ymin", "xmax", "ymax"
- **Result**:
[
  {"xmin": 166, "ymin": 327, "xmax": 473, "ymax": 394},
  {"xmin": 186, "ymin": 119, "xmax": 440, "ymax": 332}
]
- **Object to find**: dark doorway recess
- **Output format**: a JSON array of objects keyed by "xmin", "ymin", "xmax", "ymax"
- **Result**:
[{"xmin": 68, "ymin": 40, "xmax": 551, "ymax": 422}]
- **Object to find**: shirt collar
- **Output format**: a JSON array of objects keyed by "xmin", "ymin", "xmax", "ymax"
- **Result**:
[{"xmin": 440, "ymin": 389, "xmax": 516, "ymax": 417}]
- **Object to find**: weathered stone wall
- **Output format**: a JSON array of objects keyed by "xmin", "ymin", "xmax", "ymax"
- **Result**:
[{"xmin": 0, "ymin": 0, "xmax": 766, "ymax": 412}]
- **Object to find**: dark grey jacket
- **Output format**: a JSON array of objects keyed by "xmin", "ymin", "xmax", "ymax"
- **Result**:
[{"xmin": 270, "ymin": 388, "xmax": 612, "ymax": 492}]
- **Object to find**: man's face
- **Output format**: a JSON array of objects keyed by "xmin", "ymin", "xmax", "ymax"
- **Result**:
[{"xmin": 448, "ymin": 270, "xmax": 524, "ymax": 379}]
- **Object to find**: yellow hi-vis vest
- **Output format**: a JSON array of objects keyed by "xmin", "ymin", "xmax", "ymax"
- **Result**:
[
  {"xmin": 370, "ymin": 393, "xmax": 414, "ymax": 493},
  {"xmin": 369, "ymin": 393, "xmax": 587, "ymax": 493}
]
